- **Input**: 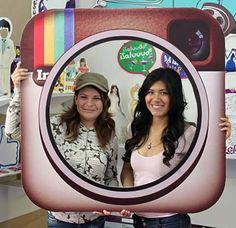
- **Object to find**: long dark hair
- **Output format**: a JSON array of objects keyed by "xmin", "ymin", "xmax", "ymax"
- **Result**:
[
  {"xmin": 124, "ymin": 67, "xmax": 187, "ymax": 166},
  {"xmin": 60, "ymin": 86, "xmax": 115, "ymax": 148}
]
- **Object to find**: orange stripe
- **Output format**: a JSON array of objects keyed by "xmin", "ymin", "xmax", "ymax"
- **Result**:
[{"xmin": 44, "ymin": 11, "xmax": 54, "ymax": 65}]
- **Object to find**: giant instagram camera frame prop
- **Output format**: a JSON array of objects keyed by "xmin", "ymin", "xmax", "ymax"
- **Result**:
[{"xmin": 20, "ymin": 8, "xmax": 225, "ymax": 212}]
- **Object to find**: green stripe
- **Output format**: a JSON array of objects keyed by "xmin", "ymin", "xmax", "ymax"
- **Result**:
[{"xmin": 54, "ymin": 11, "xmax": 65, "ymax": 62}]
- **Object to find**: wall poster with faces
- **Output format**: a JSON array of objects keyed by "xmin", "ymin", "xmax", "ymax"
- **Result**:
[
  {"xmin": 20, "ymin": 8, "xmax": 226, "ymax": 212},
  {"xmin": 0, "ymin": 17, "xmax": 16, "ymax": 97}
]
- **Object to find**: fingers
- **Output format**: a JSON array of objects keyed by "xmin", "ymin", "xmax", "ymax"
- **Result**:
[
  {"xmin": 93, "ymin": 209, "xmax": 131, "ymax": 217},
  {"xmin": 225, "ymin": 130, "xmax": 231, "ymax": 139},
  {"xmin": 93, "ymin": 210, "xmax": 111, "ymax": 216},
  {"xmin": 93, "ymin": 211, "xmax": 104, "ymax": 216},
  {"xmin": 11, "ymin": 62, "xmax": 29, "ymax": 88},
  {"xmin": 13, "ymin": 62, "xmax": 28, "ymax": 75},
  {"xmin": 102, "ymin": 210, "xmax": 111, "ymax": 216},
  {"xmin": 219, "ymin": 116, "xmax": 229, "ymax": 123},
  {"xmin": 15, "ymin": 61, "xmax": 22, "ymax": 70},
  {"xmin": 219, "ymin": 117, "xmax": 231, "ymax": 128},
  {"xmin": 219, "ymin": 116, "xmax": 232, "ymax": 139},
  {"xmin": 12, "ymin": 69, "xmax": 29, "ymax": 80},
  {"xmin": 120, "ymin": 209, "xmax": 131, "ymax": 217},
  {"xmin": 222, "ymin": 124, "xmax": 231, "ymax": 139}
]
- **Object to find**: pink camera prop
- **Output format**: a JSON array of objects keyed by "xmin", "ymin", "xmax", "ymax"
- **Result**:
[{"xmin": 20, "ymin": 8, "xmax": 225, "ymax": 212}]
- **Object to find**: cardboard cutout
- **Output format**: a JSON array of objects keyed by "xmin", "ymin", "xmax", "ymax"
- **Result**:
[
  {"xmin": 0, "ymin": 17, "xmax": 16, "ymax": 97},
  {"xmin": 20, "ymin": 8, "xmax": 225, "ymax": 212}
]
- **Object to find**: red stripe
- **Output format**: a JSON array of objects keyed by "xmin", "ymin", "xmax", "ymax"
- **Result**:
[{"xmin": 34, "ymin": 13, "xmax": 44, "ymax": 69}]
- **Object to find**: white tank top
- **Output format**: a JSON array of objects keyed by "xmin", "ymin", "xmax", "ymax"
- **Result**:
[{"xmin": 130, "ymin": 125, "xmax": 196, "ymax": 218}]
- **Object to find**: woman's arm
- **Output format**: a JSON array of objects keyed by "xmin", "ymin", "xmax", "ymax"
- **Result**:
[
  {"xmin": 5, "ymin": 62, "xmax": 29, "ymax": 140},
  {"xmin": 120, "ymin": 162, "xmax": 134, "ymax": 187},
  {"xmin": 5, "ymin": 90, "xmax": 21, "ymax": 140}
]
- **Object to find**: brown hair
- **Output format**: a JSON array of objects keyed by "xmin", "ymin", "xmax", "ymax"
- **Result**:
[{"xmin": 60, "ymin": 88, "xmax": 115, "ymax": 148}]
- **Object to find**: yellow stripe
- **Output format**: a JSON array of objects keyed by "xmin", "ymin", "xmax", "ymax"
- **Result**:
[{"xmin": 44, "ymin": 12, "xmax": 54, "ymax": 65}]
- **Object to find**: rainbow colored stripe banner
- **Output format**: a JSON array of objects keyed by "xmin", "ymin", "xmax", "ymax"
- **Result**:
[{"xmin": 33, "ymin": 9, "xmax": 75, "ymax": 68}]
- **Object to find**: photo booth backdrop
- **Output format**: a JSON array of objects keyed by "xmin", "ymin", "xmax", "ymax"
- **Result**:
[
  {"xmin": 0, "ymin": 1, "xmax": 235, "ymax": 227},
  {"xmin": 19, "ymin": 8, "xmax": 226, "ymax": 213}
]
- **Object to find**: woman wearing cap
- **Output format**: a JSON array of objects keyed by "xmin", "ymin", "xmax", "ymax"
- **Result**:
[{"xmin": 5, "ymin": 62, "xmax": 118, "ymax": 228}]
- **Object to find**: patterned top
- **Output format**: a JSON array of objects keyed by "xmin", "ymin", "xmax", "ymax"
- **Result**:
[{"xmin": 5, "ymin": 90, "xmax": 119, "ymax": 224}]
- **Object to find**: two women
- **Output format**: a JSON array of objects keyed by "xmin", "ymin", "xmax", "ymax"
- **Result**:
[{"xmin": 5, "ymin": 64, "xmax": 231, "ymax": 228}]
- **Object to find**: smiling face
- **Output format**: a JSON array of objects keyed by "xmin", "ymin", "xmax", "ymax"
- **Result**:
[
  {"xmin": 74, "ymin": 86, "xmax": 103, "ymax": 128},
  {"xmin": 145, "ymin": 80, "xmax": 170, "ymax": 120}
]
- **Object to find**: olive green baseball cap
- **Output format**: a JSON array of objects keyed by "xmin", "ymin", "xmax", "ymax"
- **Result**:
[{"xmin": 74, "ymin": 72, "xmax": 109, "ymax": 93}]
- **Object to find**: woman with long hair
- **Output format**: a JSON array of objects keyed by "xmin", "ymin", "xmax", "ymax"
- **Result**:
[{"xmin": 121, "ymin": 67, "xmax": 231, "ymax": 228}]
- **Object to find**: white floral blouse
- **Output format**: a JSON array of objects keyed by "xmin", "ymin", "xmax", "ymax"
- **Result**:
[{"xmin": 5, "ymin": 90, "xmax": 119, "ymax": 224}]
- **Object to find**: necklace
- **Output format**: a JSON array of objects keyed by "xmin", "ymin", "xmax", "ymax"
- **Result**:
[
  {"xmin": 147, "ymin": 142, "xmax": 162, "ymax": 150},
  {"xmin": 147, "ymin": 142, "xmax": 152, "ymax": 150}
]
